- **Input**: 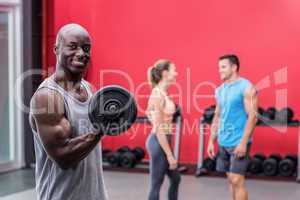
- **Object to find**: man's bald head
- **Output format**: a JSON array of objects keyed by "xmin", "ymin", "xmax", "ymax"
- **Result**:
[
  {"xmin": 54, "ymin": 23, "xmax": 92, "ymax": 75},
  {"xmin": 55, "ymin": 23, "xmax": 91, "ymax": 48}
]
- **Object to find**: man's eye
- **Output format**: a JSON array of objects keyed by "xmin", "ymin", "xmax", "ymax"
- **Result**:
[
  {"xmin": 70, "ymin": 44, "xmax": 77, "ymax": 50},
  {"xmin": 83, "ymin": 45, "xmax": 91, "ymax": 52}
]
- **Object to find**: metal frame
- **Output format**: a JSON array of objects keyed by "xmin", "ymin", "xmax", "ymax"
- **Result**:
[
  {"xmin": 0, "ymin": 1, "xmax": 24, "ymax": 173},
  {"xmin": 22, "ymin": 0, "xmax": 43, "ymax": 166},
  {"xmin": 173, "ymin": 115, "xmax": 182, "ymax": 160},
  {"xmin": 196, "ymin": 118, "xmax": 206, "ymax": 176}
]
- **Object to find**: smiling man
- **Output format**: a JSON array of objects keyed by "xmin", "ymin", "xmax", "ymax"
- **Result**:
[
  {"xmin": 207, "ymin": 54, "xmax": 258, "ymax": 200},
  {"xmin": 29, "ymin": 24, "xmax": 108, "ymax": 200}
]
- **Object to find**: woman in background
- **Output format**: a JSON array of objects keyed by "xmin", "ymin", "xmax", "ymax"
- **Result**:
[{"xmin": 146, "ymin": 59, "xmax": 181, "ymax": 200}]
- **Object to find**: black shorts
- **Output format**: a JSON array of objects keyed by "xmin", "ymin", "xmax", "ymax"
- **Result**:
[{"xmin": 216, "ymin": 144, "xmax": 251, "ymax": 175}]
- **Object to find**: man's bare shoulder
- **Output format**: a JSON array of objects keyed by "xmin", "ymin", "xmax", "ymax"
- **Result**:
[{"xmin": 30, "ymin": 88, "xmax": 65, "ymax": 121}]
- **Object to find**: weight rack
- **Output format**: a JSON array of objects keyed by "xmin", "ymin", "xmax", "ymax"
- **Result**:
[{"xmin": 196, "ymin": 118, "xmax": 300, "ymax": 182}]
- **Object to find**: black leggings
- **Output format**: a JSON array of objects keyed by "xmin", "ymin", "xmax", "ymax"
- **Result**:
[{"xmin": 146, "ymin": 133, "xmax": 181, "ymax": 200}]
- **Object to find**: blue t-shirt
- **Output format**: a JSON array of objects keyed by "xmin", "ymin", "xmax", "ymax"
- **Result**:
[{"xmin": 215, "ymin": 77, "xmax": 252, "ymax": 147}]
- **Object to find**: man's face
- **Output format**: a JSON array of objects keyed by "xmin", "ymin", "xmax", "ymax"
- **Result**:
[
  {"xmin": 56, "ymin": 30, "xmax": 91, "ymax": 75},
  {"xmin": 218, "ymin": 59, "xmax": 236, "ymax": 81}
]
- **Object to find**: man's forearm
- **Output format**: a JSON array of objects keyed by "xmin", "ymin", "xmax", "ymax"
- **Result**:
[
  {"xmin": 209, "ymin": 117, "xmax": 219, "ymax": 144},
  {"xmin": 240, "ymin": 115, "xmax": 257, "ymax": 145},
  {"xmin": 55, "ymin": 133, "xmax": 101, "ymax": 169},
  {"xmin": 209, "ymin": 130, "xmax": 218, "ymax": 144}
]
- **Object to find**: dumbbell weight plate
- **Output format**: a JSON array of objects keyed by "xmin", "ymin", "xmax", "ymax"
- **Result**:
[
  {"xmin": 254, "ymin": 153, "xmax": 266, "ymax": 161},
  {"xmin": 264, "ymin": 107, "xmax": 277, "ymax": 121},
  {"xmin": 279, "ymin": 155, "xmax": 297, "ymax": 177},
  {"xmin": 279, "ymin": 159, "xmax": 295, "ymax": 176},
  {"xmin": 107, "ymin": 152, "xmax": 121, "ymax": 167},
  {"xmin": 89, "ymin": 85, "xmax": 137, "ymax": 136},
  {"xmin": 203, "ymin": 105, "xmax": 216, "ymax": 124},
  {"xmin": 132, "ymin": 147, "xmax": 145, "ymax": 161},
  {"xmin": 172, "ymin": 105, "xmax": 182, "ymax": 123},
  {"xmin": 248, "ymin": 153, "xmax": 266, "ymax": 174},
  {"xmin": 203, "ymin": 158, "xmax": 216, "ymax": 171},
  {"xmin": 263, "ymin": 154, "xmax": 282, "ymax": 176},
  {"xmin": 117, "ymin": 146, "xmax": 131, "ymax": 154},
  {"xmin": 120, "ymin": 152, "xmax": 137, "ymax": 168},
  {"xmin": 102, "ymin": 148, "xmax": 112, "ymax": 162}
]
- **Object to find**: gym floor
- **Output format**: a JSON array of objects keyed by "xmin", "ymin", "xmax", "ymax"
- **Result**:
[{"xmin": 0, "ymin": 168, "xmax": 299, "ymax": 200}]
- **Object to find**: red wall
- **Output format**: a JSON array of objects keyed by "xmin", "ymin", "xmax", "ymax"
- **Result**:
[{"xmin": 45, "ymin": 0, "xmax": 300, "ymax": 164}]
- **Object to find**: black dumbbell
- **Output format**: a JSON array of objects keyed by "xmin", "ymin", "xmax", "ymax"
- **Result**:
[
  {"xmin": 248, "ymin": 153, "xmax": 266, "ymax": 174},
  {"xmin": 279, "ymin": 154, "xmax": 298, "ymax": 177},
  {"xmin": 256, "ymin": 107, "xmax": 265, "ymax": 125},
  {"xmin": 203, "ymin": 157, "xmax": 216, "ymax": 171},
  {"xmin": 120, "ymin": 147, "xmax": 146, "ymax": 168},
  {"xmin": 107, "ymin": 151, "xmax": 122, "ymax": 167},
  {"xmin": 102, "ymin": 148, "xmax": 112, "ymax": 162},
  {"xmin": 106, "ymin": 146, "xmax": 131, "ymax": 167},
  {"xmin": 117, "ymin": 146, "xmax": 131, "ymax": 154},
  {"xmin": 203, "ymin": 105, "xmax": 216, "ymax": 124},
  {"xmin": 131, "ymin": 147, "xmax": 146, "ymax": 162},
  {"xmin": 88, "ymin": 85, "xmax": 137, "ymax": 136},
  {"xmin": 263, "ymin": 154, "xmax": 282, "ymax": 176},
  {"xmin": 120, "ymin": 152, "xmax": 137, "ymax": 168},
  {"xmin": 172, "ymin": 105, "xmax": 182, "ymax": 123},
  {"xmin": 276, "ymin": 107, "xmax": 294, "ymax": 124},
  {"xmin": 263, "ymin": 107, "xmax": 277, "ymax": 121}
]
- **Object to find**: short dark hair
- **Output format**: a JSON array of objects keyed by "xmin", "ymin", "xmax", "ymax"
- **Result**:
[{"xmin": 219, "ymin": 54, "xmax": 240, "ymax": 72}]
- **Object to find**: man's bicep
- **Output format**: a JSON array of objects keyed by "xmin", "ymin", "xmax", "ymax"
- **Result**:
[
  {"xmin": 214, "ymin": 88, "xmax": 221, "ymax": 118},
  {"xmin": 31, "ymin": 90, "xmax": 72, "ymax": 156},
  {"xmin": 34, "ymin": 111, "xmax": 72, "ymax": 154},
  {"xmin": 244, "ymin": 86, "xmax": 258, "ymax": 115}
]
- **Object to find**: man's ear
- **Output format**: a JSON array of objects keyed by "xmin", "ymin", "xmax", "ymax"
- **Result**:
[
  {"xmin": 53, "ymin": 45, "xmax": 59, "ymax": 55},
  {"xmin": 232, "ymin": 64, "xmax": 238, "ymax": 72}
]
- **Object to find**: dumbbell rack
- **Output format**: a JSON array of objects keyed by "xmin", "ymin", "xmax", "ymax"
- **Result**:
[
  {"xmin": 102, "ymin": 113, "xmax": 183, "ymax": 171},
  {"xmin": 196, "ymin": 118, "xmax": 300, "ymax": 182}
]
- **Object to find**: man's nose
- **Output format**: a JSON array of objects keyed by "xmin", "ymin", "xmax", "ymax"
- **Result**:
[{"xmin": 76, "ymin": 47, "xmax": 85, "ymax": 58}]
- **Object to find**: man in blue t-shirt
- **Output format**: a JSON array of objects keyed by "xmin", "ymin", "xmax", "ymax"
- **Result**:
[{"xmin": 207, "ymin": 54, "xmax": 258, "ymax": 200}]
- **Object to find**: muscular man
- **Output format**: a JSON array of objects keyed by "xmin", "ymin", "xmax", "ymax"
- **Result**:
[
  {"xmin": 207, "ymin": 54, "xmax": 258, "ymax": 200},
  {"xmin": 30, "ymin": 23, "xmax": 108, "ymax": 200}
]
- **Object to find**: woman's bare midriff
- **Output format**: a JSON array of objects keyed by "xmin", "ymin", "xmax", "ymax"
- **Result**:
[{"xmin": 147, "ymin": 88, "xmax": 176, "ymax": 135}]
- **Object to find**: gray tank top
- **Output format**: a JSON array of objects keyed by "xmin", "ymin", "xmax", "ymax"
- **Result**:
[{"xmin": 30, "ymin": 75, "xmax": 108, "ymax": 200}]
